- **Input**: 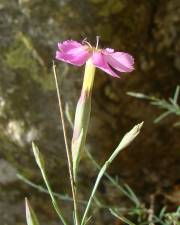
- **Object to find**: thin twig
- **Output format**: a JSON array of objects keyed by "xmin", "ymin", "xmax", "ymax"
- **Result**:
[{"xmin": 52, "ymin": 62, "xmax": 79, "ymax": 225}]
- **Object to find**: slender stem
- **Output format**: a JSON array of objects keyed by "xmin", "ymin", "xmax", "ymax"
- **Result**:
[
  {"xmin": 18, "ymin": 173, "xmax": 127, "ymax": 211},
  {"xmin": 17, "ymin": 173, "xmax": 86, "ymax": 204},
  {"xmin": 81, "ymin": 123, "xmax": 143, "ymax": 225},
  {"xmin": 86, "ymin": 151, "xmax": 140, "ymax": 206},
  {"xmin": 52, "ymin": 62, "xmax": 79, "ymax": 225},
  {"xmin": 81, "ymin": 162, "xmax": 109, "ymax": 225},
  {"xmin": 41, "ymin": 169, "xmax": 68, "ymax": 225}
]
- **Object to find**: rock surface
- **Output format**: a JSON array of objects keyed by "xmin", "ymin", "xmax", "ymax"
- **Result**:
[{"xmin": 0, "ymin": 0, "xmax": 179, "ymax": 224}]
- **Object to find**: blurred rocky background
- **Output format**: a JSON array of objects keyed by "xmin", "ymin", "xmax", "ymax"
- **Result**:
[{"xmin": 0, "ymin": 0, "xmax": 179, "ymax": 224}]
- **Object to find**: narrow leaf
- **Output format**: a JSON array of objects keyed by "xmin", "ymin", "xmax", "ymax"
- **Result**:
[
  {"xmin": 31, "ymin": 143, "xmax": 68, "ymax": 225},
  {"xmin": 25, "ymin": 198, "xmax": 40, "ymax": 225},
  {"xmin": 32, "ymin": 142, "xmax": 45, "ymax": 169},
  {"xmin": 72, "ymin": 128, "xmax": 84, "ymax": 182},
  {"xmin": 173, "ymin": 85, "xmax": 180, "ymax": 104},
  {"xmin": 110, "ymin": 209, "xmax": 136, "ymax": 225}
]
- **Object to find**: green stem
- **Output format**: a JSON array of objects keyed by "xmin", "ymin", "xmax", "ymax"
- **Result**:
[
  {"xmin": 86, "ymin": 151, "xmax": 140, "ymax": 206},
  {"xmin": 40, "ymin": 168, "xmax": 68, "ymax": 225},
  {"xmin": 17, "ymin": 173, "xmax": 87, "ymax": 204},
  {"xmin": 18, "ymin": 173, "xmax": 129, "ymax": 211},
  {"xmin": 53, "ymin": 63, "xmax": 79, "ymax": 225},
  {"xmin": 80, "ymin": 123, "xmax": 143, "ymax": 225},
  {"xmin": 81, "ymin": 162, "xmax": 109, "ymax": 225}
]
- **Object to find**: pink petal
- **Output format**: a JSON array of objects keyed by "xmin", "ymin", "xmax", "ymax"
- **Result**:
[
  {"xmin": 58, "ymin": 40, "xmax": 82, "ymax": 53},
  {"xmin": 104, "ymin": 51, "xmax": 134, "ymax": 73},
  {"xmin": 56, "ymin": 40, "xmax": 91, "ymax": 66},
  {"xmin": 92, "ymin": 52, "xmax": 120, "ymax": 78},
  {"xmin": 56, "ymin": 50, "xmax": 90, "ymax": 66},
  {"xmin": 105, "ymin": 48, "xmax": 114, "ymax": 53}
]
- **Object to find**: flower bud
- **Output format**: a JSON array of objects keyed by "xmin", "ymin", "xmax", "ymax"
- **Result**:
[{"xmin": 71, "ymin": 59, "xmax": 96, "ymax": 180}]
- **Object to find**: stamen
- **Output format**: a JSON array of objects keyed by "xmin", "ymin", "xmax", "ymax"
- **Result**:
[
  {"xmin": 82, "ymin": 37, "xmax": 88, "ymax": 44},
  {"xmin": 96, "ymin": 36, "xmax": 100, "ymax": 49},
  {"xmin": 82, "ymin": 39, "xmax": 92, "ymax": 48}
]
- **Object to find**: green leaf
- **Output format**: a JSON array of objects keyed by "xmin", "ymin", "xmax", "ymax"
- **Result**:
[
  {"xmin": 32, "ymin": 142, "xmax": 45, "ymax": 169},
  {"xmin": 110, "ymin": 208, "xmax": 136, "ymax": 225},
  {"xmin": 25, "ymin": 198, "xmax": 40, "ymax": 225},
  {"xmin": 72, "ymin": 128, "xmax": 84, "ymax": 182},
  {"xmin": 31, "ymin": 143, "xmax": 68, "ymax": 225}
]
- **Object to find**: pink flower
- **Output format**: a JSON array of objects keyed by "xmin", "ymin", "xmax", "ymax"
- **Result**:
[{"xmin": 56, "ymin": 40, "xmax": 134, "ymax": 78}]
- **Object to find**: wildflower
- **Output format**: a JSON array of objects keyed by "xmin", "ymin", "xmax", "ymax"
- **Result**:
[
  {"xmin": 55, "ymin": 38, "xmax": 135, "ymax": 182},
  {"xmin": 56, "ymin": 40, "xmax": 134, "ymax": 77}
]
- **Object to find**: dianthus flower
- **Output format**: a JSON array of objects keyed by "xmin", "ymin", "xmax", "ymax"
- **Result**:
[
  {"xmin": 55, "ymin": 38, "xmax": 135, "ymax": 182},
  {"xmin": 56, "ymin": 39, "xmax": 134, "ymax": 77}
]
